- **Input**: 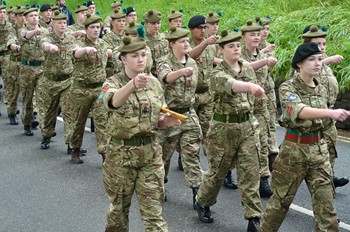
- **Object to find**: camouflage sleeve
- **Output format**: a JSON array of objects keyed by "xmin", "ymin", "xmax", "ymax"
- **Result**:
[
  {"xmin": 104, "ymin": 16, "xmax": 111, "ymax": 29},
  {"xmin": 6, "ymin": 29, "xmax": 17, "ymax": 47},
  {"xmin": 19, "ymin": 28, "xmax": 29, "ymax": 43},
  {"xmin": 156, "ymin": 57, "xmax": 172, "ymax": 83},
  {"xmin": 39, "ymin": 34, "xmax": 52, "ymax": 48},
  {"xmin": 101, "ymin": 78, "xmax": 120, "ymax": 111},
  {"xmin": 211, "ymin": 69, "xmax": 235, "ymax": 95}
]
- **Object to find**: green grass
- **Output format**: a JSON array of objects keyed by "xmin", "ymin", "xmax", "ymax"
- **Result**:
[{"xmin": 7, "ymin": 0, "xmax": 350, "ymax": 90}]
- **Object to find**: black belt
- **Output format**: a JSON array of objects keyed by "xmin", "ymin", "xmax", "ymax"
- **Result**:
[
  {"xmin": 0, "ymin": 50, "xmax": 8, "ymax": 56},
  {"xmin": 21, "ymin": 59, "xmax": 42, "ymax": 66},
  {"xmin": 10, "ymin": 55, "xmax": 21, "ymax": 62},
  {"xmin": 196, "ymin": 87, "xmax": 209, "ymax": 94},
  {"xmin": 74, "ymin": 80, "xmax": 103, "ymax": 89},
  {"xmin": 111, "ymin": 135, "xmax": 152, "ymax": 146},
  {"xmin": 169, "ymin": 107, "xmax": 190, "ymax": 114},
  {"xmin": 44, "ymin": 73, "xmax": 70, "ymax": 82},
  {"xmin": 213, "ymin": 113, "xmax": 250, "ymax": 123}
]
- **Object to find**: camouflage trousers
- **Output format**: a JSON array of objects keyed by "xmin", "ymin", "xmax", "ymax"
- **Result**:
[
  {"xmin": 323, "ymin": 122, "xmax": 338, "ymax": 175},
  {"xmin": 254, "ymin": 112, "xmax": 270, "ymax": 177},
  {"xmin": 196, "ymin": 116, "xmax": 262, "ymax": 219},
  {"xmin": 193, "ymin": 91, "xmax": 214, "ymax": 138},
  {"xmin": 19, "ymin": 65, "xmax": 43, "ymax": 125},
  {"xmin": 36, "ymin": 76, "xmax": 71, "ymax": 139},
  {"xmin": 68, "ymin": 85, "xmax": 107, "ymax": 154},
  {"xmin": 160, "ymin": 109, "xmax": 203, "ymax": 188},
  {"xmin": 0, "ymin": 55, "xmax": 10, "ymax": 103},
  {"xmin": 266, "ymin": 86, "xmax": 279, "ymax": 154},
  {"xmin": 4, "ymin": 60, "xmax": 20, "ymax": 116},
  {"xmin": 261, "ymin": 139, "xmax": 338, "ymax": 232},
  {"xmin": 103, "ymin": 136, "xmax": 168, "ymax": 232}
]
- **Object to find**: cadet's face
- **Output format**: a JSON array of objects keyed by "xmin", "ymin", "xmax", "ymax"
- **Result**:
[
  {"xmin": 9, "ymin": 12, "xmax": 16, "ymax": 21},
  {"xmin": 42, "ymin": 9, "xmax": 53, "ymax": 19},
  {"xmin": 122, "ymin": 49, "xmax": 147, "ymax": 73},
  {"xmin": 169, "ymin": 17, "xmax": 182, "ymax": 28},
  {"xmin": 242, "ymin": 31, "xmax": 261, "ymax": 48},
  {"xmin": 86, "ymin": 22, "xmax": 101, "ymax": 39},
  {"xmin": 222, "ymin": 41, "xmax": 241, "ymax": 61},
  {"xmin": 88, "ymin": 5, "xmax": 96, "ymax": 15},
  {"xmin": 310, "ymin": 37, "xmax": 326, "ymax": 54},
  {"xmin": 53, "ymin": 19, "xmax": 67, "ymax": 33},
  {"xmin": 112, "ymin": 18, "xmax": 126, "ymax": 31},
  {"xmin": 146, "ymin": 21, "xmax": 161, "ymax": 34},
  {"xmin": 207, "ymin": 22, "xmax": 219, "ymax": 35},
  {"xmin": 191, "ymin": 24, "xmax": 207, "ymax": 40},
  {"xmin": 171, "ymin": 37, "xmax": 189, "ymax": 54},
  {"xmin": 261, "ymin": 25, "xmax": 270, "ymax": 40},
  {"xmin": 298, "ymin": 54, "xmax": 323, "ymax": 76},
  {"xmin": 58, "ymin": 0, "xmax": 66, "ymax": 6},
  {"xmin": 16, "ymin": 14, "xmax": 26, "ymax": 25},
  {"xmin": 126, "ymin": 12, "xmax": 137, "ymax": 23},
  {"xmin": 0, "ymin": 9, "xmax": 6, "ymax": 21},
  {"xmin": 76, "ymin": 11, "xmax": 87, "ymax": 22},
  {"xmin": 26, "ymin": 11, "xmax": 39, "ymax": 25}
]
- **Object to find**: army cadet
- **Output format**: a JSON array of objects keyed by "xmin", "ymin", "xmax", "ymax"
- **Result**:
[
  {"xmin": 102, "ymin": 9, "xmax": 126, "ymax": 77},
  {"xmin": 5, "ymin": 6, "xmax": 26, "ymax": 125},
  {"xmin": 206, "ymin": 12, "xmax": 221, "ymax": 37},
  {"xmin": 68, "ymin": 13, "xmax": 111, "ymax": 164},
  {"xmin": 260, "ymin": 42, "xmax": 350, "ymax": 232},
  {"xmin": 123, "ymin": 6, "xmax": 137, "ymax": 24},
  {"xmin": 157, "ymin": 26, "xmax": 203, "ymax": 208},
  {"xmin": 240, "ymin": 20, "xmax": 277, "ymax": 198},
  {"xmin": 37, "ymin": 11, "xmax": 77, "ymax": 150},
  {"xmin": 103, "ymin": 0, "xmax": 123, "ymax": 34},
  {"xmin": 85, "ymin": 1, "xmax": 96, "ymax": 15},
  {"xmin": 39, "ymin": 4, "xmax": 53, "ymax": 30},
  {"xmin": 302, "ymin": 25, "xmax": 349, "ymax": 188},
  {"xmin": 7, "ymin": 6, "xmax": 16, "ymax": 24},
  {"xmin": 19, "ymin": 7, "xmax": 49, "ymax": 136},
  {"xmin": 143, "ymin": 10, "xmax": 169, "ymax": 76},
  {"xmin": 102, "ymin": 34, "xmax": 181, "ymax": 232},
  {"xmin": 195, "ymin": 30, "xmax": 264, "ymax": 232},
  {"xmin": 167, "ymin": 10, "xmax": 183, "ymax": 29},
  {"xmin": 66, "ymin": 4, "xmax": 88, "ymax": 39}
]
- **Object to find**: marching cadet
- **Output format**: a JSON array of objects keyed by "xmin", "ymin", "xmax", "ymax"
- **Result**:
[
  {"xmin": 7, "ymin": 6, "xmax": 16, "ymax": 24},
  {"xmin": 39, "ymin": 4, "xmax": 53, "ymax": 30},
  {"xmin": 260, "ymin": 42, "xmax": 350, "ymax": 232},
  {"xmin": 85, "ymin": 1, "xmax": 96, "ymax": 15},
  {"xmin": 103, "ymin": 0, "xmax": 123, "ymax": 34},
  {"xmin": 66, "ymin": 4, "xmax": 88, "ymax": 39},
  {"xmin": 167, "ymin": 9, "xmax": 183, "ymax": 29},
  {"xmin": 206, "ymin": 12, "xmax": 221, "ymax": 37},
  {"xmin": 124, "ymin": 6, "xmax": 137, "ymax": 24}
]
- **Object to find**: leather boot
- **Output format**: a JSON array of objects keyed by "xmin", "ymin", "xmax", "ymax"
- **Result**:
[
  {"xmin": 31, "ymin": 112, "xmax": 39, "ymax": 129},
  {"xmin": 260, "ymin": 176, "xmax": 273, "ymax": 198},
  {"xmin": 71, "ymin": 148, "xmax": 83, "ymax": 164},
  {"xmin": 67, "ymin": 145, "xmax": 87, "ymax": 156},
  {"xmin": 333, "ymin": 176, "xmax": 349, "ymax": 188},
  {"xmin": 24, "ymin": 124, "xmax": 33, "ymax": 136},
  {"xmin": 268, "ymin": 152, "xmax": 278, "ymax": 172},
  {"xmin": 90, "ymin": 117, "xmax": 95, "ymax": 132},
  {"xmin": 178, "ymin": 154, "xmax": 184, "ymax": 171},
  {"xmin": 247, "ymin": 218, "xmax": 260, "ymax": 232},
  {"xmin": 195, "ymin": 201, "xmax": 214, "ymax": 223},
  {"xmin": 41, "ymin": 137, "xmax": 50, "ymax": 149},
  {"xmin": 223, "ymin": 171, "xmax": 238, "ymax": 189},
  {"xmin": 192, "ymin": 187, "xmax": 199, "ymax": 210},
  {"xmin": 9, "ymin": 115, "xmax": 19, "ymax": 125}
]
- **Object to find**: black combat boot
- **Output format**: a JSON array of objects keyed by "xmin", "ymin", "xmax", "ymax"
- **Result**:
[
  {"xmin": 192, "ymin": 187, "xmax": 199, "ymax": 210},
  {"xmin": 67, "ymin": 145, "xmax": 87, "ymax": 156},
  {"xmin": 24, "ymin": 124, "xmax": 33, "ymax": 136},
  {"xmin": 268, "ymin": 152, "xmax": 278, "ymax": 172},
  {"xmin": 90, "ymin": 117, "xmax": 95, "ymax": 132},
  {"xmin": 31, "ymin": 112, "xmax": 39, "ymax": 129},
  {"xmin": 178, "ymin": 155, "xmax": 184, "ymax": 171},
  {"xmin": 223, "ymin": 171, "xmax": 238, "ymax": 189},
  {"xmin": 71, "ymin": 148, "xmax": 83, "ymax": 164},
  {"xmin": 195, "ymin": 201, "xmax": 214, "ymax": 223},
  {"xmin": 9, "ymin": 115, "xmax": 19, "ymax": 125},
  {"xmin": 41, "ymin": 137, "xmax": 50, "ymax": 149},
  {"xmin": 333, "ymin": 176, "xmax": 349, "ymax": 188},
  {"xmin": 247, "ymin": 218, "xmax": 260, "ymax": 232},
  {"xmin": 259, "ymin": 176, "xmax": 273, "ymax": 198}
]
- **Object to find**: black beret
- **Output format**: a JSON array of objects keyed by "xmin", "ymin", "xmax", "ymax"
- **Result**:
[
  {"xmin": 124, "ymin": 6, "xmax": 135, "ymax": 15},
  {"xmin": 188, "ymin": 15, "xmax": 206, "ymax": 28},
  {"xmin": 86, "ymin": 1, "xmax": 95, "ymax": 7},
  {"xmin": 40, "ymin": 4, "xmax": 51, "ymax": 12},
  {"xmin": 291, "ymin": 42, "xmax": 322, "ymax": 69}
]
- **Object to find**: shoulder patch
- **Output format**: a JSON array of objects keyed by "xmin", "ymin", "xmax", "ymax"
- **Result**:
[{"xmin": 287, "ymin": 93, "xmax": 298, "ymax": 101}]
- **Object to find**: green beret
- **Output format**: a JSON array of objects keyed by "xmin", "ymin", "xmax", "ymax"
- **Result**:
[
  {"xmin": 206, "ymin": 12, "xmax": 220, "ymax": 24},
  {"xmin": 13, "ymin": 6, "xmax": 26, "ymax": 15},
  {"xmin": 118, "ymin": 36, "xmax": 147, "ymax": 53},
  {"xmin": 256, "ymin": 16, "xmax": 271, "ymax": 26},
  {"xmin": 302, "ymin": 25, "xmax": 327, "ymax": 38},
  {"xmin": 74, "ymin": 4, "xmax": 88, "ymax": 14},
  {"xmin": 23, "ymin": 7, "xmax": 39, "ymax": 16},
  {"xmin": 216, "ymin": 30, "xmax": 241, "ymax": 45},
  {"xmin": 240, "ymin": 20, "xmax": 262, "ymax": 32},
  {"xmin": 168, "ymin": 10, "xmax": 182, "ymax": 20},
  {"xmin": 51, "ymin": 4, "xmax": 59, "ymax": 11},
  {"xmin": 110, "ymin": 9, "xmax": 126, "ymax": 19},
  {"xmin": 8, "ymin": 6, "xmax": 13, "ymax": 13},
  {"xmin": 111, "ymin": 0, "xmax": 122, "ymax": 8},
  {"xmin": 124, "ymin": 21, "xmax": 140, "ymax": 35},
  {"xmin": 166, "ymin": 26, "xmax": 189, "ymax": 40},
  {"xmin": 83, "ymin": 13, "xmax": 101, "ymax": 26},
  {"xmin": 52, "ymin": 10, "xmax": 67, "ymax": 20},
  {"xmin": 0, "ymin": 4, "xmax": 6, "ymax": 10},
  {"xmin": 143, "ymin": 10, "xmax": 162, "ymax": 23}
]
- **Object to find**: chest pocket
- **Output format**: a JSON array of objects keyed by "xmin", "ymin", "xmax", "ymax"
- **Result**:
[{"xmin": 135, "ymin": 92, "xmax": 152, "ymax": 132}]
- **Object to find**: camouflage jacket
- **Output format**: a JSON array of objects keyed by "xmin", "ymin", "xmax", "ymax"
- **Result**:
[
  {"xmin": 316, "ymin": 64, "xmax": 338, "ymax": 109},
  {"xmin": 6, "ymin": 23, "xmax": 25, "ymax": 59},
  {"xmin": 145, "ymin": 32, "xmax": 169, "ymax": 75},
  {"xmin": 157, "ymin": 52, "xmax": 198, "ymax": 109},
  {"xmin": 0, "ymin": 20, "xmax": 13, "ymax": 53},
  {"xmin": 19, "ymin": 25, "xmax": 49, "ymax": 61},
  {"xmin": 39, "ymin": 17, "xmax": 52, "ymax": 29},
  {"xmin": 102, "ymin": 69, "xmax": 166, "ymax": 139},
  {"xmin": 278, "ymin": 73, "xmax": 329, "ymax": 132},
  {"xmin": 211, "ymin": 60, "xmax": 256, "ymax": 115},
  {"xmin": 102, "ymin": 30, "xmax": 124, "ymax": 49}
]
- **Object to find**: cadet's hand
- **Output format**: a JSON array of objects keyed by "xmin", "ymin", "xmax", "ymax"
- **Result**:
[
  {"xmin": 182, "ymin": 67, "xmax": 194, "ymax": 77},
  {"xmin": 205, "ymin": 35, "xmax": 219, "ymax": 45},
  {"xmin": 262, "ymin": 44, "xmax": 275, "ymax": 53},
  {"xmin": 133, "ymin": 73, "xmax": 149, "ymax": 89},
  {"xmin": 34, "ymin": 28, "xmax": 42, "ymax": 35},
  {"xmin": 266, "ymin": 57, "xmax": 277, "ymax": 68},
  {"xmin": 49, "ymin": 45, "xmax": 59, "ymax": 53},
  {"xmin": 77, "ymin": 30, "xmax": 86, "ymax": 37},
  {"xmin": 104, "ymin": 28, "xmax": 111, "ymax": 34},
  {"xmin": 329, "ymin": 55, "xmax": 344, "ymax": 64},
  {"xmin": 330, "ymin": 109, "xmax": 350, "ymax": 122},
  {"xmin": 249, "ymin": 83, "xmax": 265, "ymax": 96},
  {"xmin": 85, "ymin": 47, "xmax": 97, "ymax": 55},
  {"xmin": 158, "ymin": 112, "xmax": 182, "ymax": 129}
]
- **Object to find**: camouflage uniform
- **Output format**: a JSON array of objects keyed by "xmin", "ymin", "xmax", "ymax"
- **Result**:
[
  {"xmin": 261, "ymin": 73, "xmax": 338, "ymax": 232},
  {"xmin": 145, "ymin": 32, "xmax": 169, "ymax": 76},
  {"xmin": 196, "ymin": 60, "xmax": 262, "ymax": 219},
  {"xmin": 241, "ymin": 45, "xmax": 270, "ymax": 177},
  {"xmin": 39, "ymin": 17, "xmax": 52, "ymax": 29},
  {"xmin": 18, "ymin": 25, "xmax": 49, "ymax": 126},
  {"xmin": 189, "ymin": 38, "xmax": 216, "ymax": 138},
  {"xmin": 0, "ymin": 19, "xmax": 12, "ymax": 105},
  {"xmin": 258, "ymin": 40, "xmax": 279, "ymax": 154},
  {"xmin": 104, "ymin": 15, "xmax": 112, "ymax": 31},
  {"xmin": 66, "ymin": 24, "xmax": 85, "ymax": 39},
  {"xmin": 102, "ymin": 30, "xmax": 124, "ymax": 77},
  {"xmin": 37, "ymin": 32, "xmax": 77, "ymax": 141},
  {"xmin": 102, "ymin": 70, "xmax": 168, "ymax": 232},
  {"xmin": 68, "ymin": 36, "xmax": 108, "ymax": 155},
  {"xmin": 157, "ymin": 52, "xmax": 203, "ymax": 188}
]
